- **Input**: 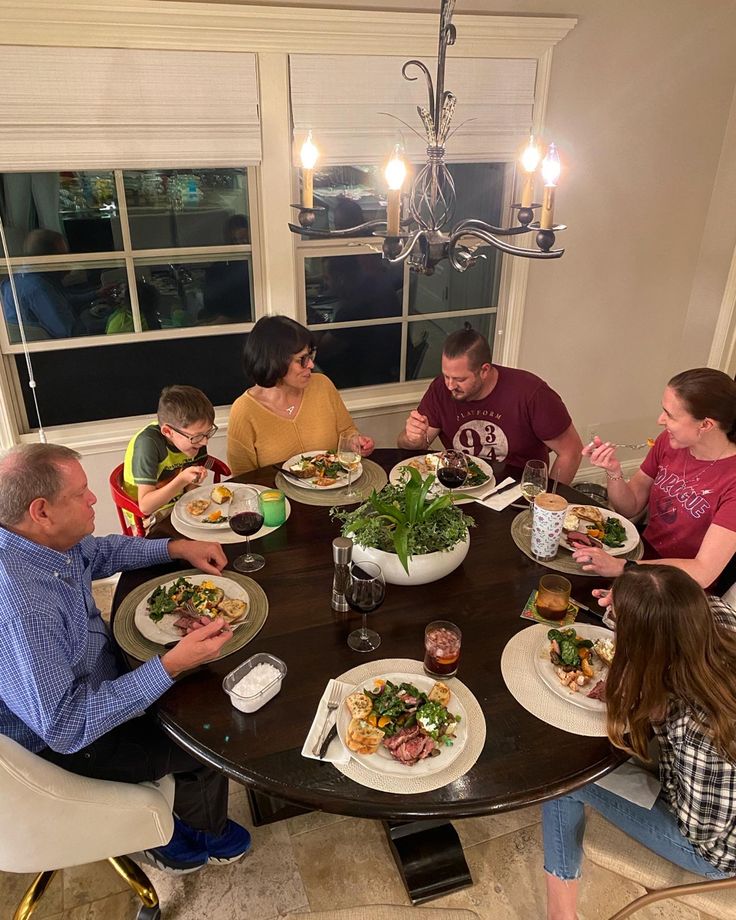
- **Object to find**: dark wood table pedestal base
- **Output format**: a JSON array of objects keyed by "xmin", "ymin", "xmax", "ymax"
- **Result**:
[
  {"xmin": 245, "ymin": 789, "xmax": 473, "ymax": 905},
  {"xmin": 384, "ymin": 819, "xmax": 473, "ymax": 904}
]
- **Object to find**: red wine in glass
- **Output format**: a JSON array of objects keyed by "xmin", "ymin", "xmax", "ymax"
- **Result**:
[
  {"xmin": 346, "ymin": 561, "xmax": 385, "ymax": 652},
  {"xmin": 437, "ymin": 468, "xmax": 467, "ymax": 489},
  {"xmin": 437, "ymin": 450, "xmax": 468, "ymax": 496},
  {"xmin": 229, "ymin": 487, "xmax": 265, "ymax": 573}
]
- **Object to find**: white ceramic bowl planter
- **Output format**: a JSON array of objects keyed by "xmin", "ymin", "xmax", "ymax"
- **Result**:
[{"xmin": 351, "ymin": 531, "xmax": 470, "ymax": 586}]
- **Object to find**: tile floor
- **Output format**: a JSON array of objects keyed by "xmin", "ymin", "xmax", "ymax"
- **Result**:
[{"xmin": 0, "ymin": 582, "xmax": 720, "ymax": 920}]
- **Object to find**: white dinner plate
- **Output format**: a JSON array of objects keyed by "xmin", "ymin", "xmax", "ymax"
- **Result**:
[
  {"xmin": 336, "ymin": 672, "xmax": 467, "ymax": 776},
  {"xmin": 172, "ymin": 482, "xmax": 254, "ymax": 529},
  {"xmin": 533, "ymin": 623, "xmax": 613, "ymax": 712},
  {"xmin": 172, "ymin": 483, "xmax": 291, "ymax": 540},
  {"xmin": 388, "ymin": 454, "xmax": 495, "ymax": 504},
  {"xmin": 281, "ymin": 450, "xmax": 363, "ymax": 491},
  {"xmin": 558, "ymin": 506, "xmax": 639, "ymax": 557},
  {"xmin": 134, "ymin": 574, "xmax": 249, "ymax": 645}
]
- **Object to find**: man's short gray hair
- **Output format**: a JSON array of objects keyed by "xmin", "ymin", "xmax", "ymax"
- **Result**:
[{"xmin": 0, "ymin": 443, "xmax": 81, "ymax": 527}]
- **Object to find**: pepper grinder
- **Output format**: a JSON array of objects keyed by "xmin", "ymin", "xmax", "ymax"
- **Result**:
[{"xmin": 331, "ymin": 537, "xmax": 352, "ymax": 612}]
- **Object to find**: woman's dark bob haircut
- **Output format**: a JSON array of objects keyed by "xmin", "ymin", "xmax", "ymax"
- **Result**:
[{"xmin": 243, "ymin": 315, "xmax": 315, "ymax": 388}]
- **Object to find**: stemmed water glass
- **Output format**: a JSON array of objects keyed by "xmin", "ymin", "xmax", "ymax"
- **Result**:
[
  {"xmin": 337, "ymin": 431, "xmax": 361, "ymax": 498},
  {"xmin": 346, "ymin": 561, "xmax": 385, "ymax": 652},
  {"xmin": 436, "ymin": 449, "xmax": 469, "ymax": 497},
  {"xmin": 229, "ymin": 486, "xmax": 265, "ymax": 573},
  {"xmin": 520, "ymin": 459, "xmax": 548, "ymax": 534}
]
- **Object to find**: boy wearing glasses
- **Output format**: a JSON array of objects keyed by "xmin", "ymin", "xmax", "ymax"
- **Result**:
[{"xmin": 123, "ymin": 385, "xmax": 218, "ymax": 519}]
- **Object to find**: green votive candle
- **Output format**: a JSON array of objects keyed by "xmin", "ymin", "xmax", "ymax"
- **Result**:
[{"xmin": 259, "ymin": 489, "xmax": 286, "ymax": 527}]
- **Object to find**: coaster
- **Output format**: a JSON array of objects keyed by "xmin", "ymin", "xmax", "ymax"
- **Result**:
[{"xmin": 520, "ymin": 589, "xmax": 579, "ymax": 627}]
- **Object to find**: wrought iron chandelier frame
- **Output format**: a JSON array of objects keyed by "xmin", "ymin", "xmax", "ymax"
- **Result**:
[{"xmin": 289, "ymin": 0, "xmax": 565, "ymax": 275}]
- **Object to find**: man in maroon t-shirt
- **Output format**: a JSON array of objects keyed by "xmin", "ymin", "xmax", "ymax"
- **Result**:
[{"xmin": 398, "ymin": 328, "xmax": 583, "ymax": 484}]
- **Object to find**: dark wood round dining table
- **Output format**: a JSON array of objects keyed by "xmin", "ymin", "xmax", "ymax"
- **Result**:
[{"xmin": 113, "ymin": 448, "xmax": 625, "ymax": 900}]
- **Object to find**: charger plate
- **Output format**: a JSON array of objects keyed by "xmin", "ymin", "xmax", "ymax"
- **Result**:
[
  {"xmin": 333, "ymin": 658, "xmax": 486, "ymax": 794},
  {"xmin": 501, "ymin": 624, "xmax": 607, "ymax": 737},
  {"xmin": 510, "ymin": 510, "xmax": 643, "ymax": 576},
  {"xmin": 275, "ymin": 459, "xmax": 387, "ymax": 507},
  {"xmin": 113, "ymin": 568, "xmax": 268, "ymax": 662}
]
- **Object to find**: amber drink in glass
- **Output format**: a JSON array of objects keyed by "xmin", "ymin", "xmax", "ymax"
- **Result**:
[{"xmin": 424, "ymin": 620, "xmax": 462, "ymax": 678}]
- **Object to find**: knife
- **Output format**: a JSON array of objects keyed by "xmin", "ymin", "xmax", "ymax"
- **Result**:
[
  {"xmin": 318, "ymin": 721, "xmax": 338, "ymax": 759},
  {"xmin": 272, "ymin": 464, "xmax": 304, "ymax": 482},
  {"xmin": 571, "ymin": 596, "xmax": 609, "ymax": 625},
  {"xmin": 477, "ymin": 478, "xmax": 516, "ymax": 502}
]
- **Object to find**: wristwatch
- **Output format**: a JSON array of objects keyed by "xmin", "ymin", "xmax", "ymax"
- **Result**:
[{"xmin": 623, "ymin": 560, "xmax": 638, "ymax": 572}]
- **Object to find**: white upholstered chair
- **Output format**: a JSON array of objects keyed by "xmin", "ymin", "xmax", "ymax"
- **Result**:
[
  {"xmin": 0, "ymin": 733, "xmax": 175, "ymax": 920},
  {"xmin": 583, "ymin": 810, "xmax": 736, "ymax": 919}
]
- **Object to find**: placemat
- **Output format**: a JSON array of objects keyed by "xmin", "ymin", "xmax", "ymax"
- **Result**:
[
  {"xmin": 333, "ymin": 657, "xmax": 486, "ymax": 794},
  {"xmin": 501, "ymin": 624, "xmax": 607, "ymax": 737},
  {"xmin": 113, "ymin": 568, "xmax": 268, "ymax": 663},
  {"xmin": 510, "ymin": 510, "xmax": 643, "ymax": 576},
  {"xmin": 275, "ymin": 459, "xmax": 388, "ymax": 507}
]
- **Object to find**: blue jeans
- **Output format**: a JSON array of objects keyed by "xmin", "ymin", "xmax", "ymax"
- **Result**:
[{"xmin": 542, "ymin": 781, "xmax": 730, "ymax": 881}]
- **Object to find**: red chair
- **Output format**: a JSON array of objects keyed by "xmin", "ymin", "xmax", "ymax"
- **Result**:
[{"xmin": 109, "ymin": 456, "xmax": 231, "ymax": 537}]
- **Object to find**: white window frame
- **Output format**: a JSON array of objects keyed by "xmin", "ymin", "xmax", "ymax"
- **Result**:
[{"xmin": 0, "ymin": 0, "xmax": 576, "ymax": 450}]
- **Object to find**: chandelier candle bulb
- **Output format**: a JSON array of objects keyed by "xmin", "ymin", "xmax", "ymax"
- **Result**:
[
  {"xmin": 300, "ymin": 131, "xmax": 319, "ymax": 208},
  {"xmin": 540, "ymin": 143, "xmax": 561, "ymax": 230},
  {"xmin": 519, "ymin": 136, "xmax": 541, "ymax": 208},
  {"xmin": 385, "ymin": 146, "xmax": 407, "ymax": 236}
]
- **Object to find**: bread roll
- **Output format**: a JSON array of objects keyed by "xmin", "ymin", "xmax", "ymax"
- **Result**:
[
  {"xmin": 345, "ymin": 692, "xmax": 372, "ymax": 720},
  {"xmin": 186, "ymin": 498, "xmax": 210, "ymax": 517},
  {"xmin": 211, "ymin": 485, "xmax": 233, "ymax": 504},
  {"xmin": 346, "ymin": 718, "xmax": 384, "ymax": 755},
  {"xmin": 428, "ymin": 681, "xmax": 451, "ymax": 707},
  {"xmin": 217, "ymin": 598, "xmax": 247, "ymax": 623}
]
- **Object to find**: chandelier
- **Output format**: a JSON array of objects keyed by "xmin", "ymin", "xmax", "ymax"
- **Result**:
[{"xmin": 289, "ymin": 0, "xmax": 565, "ymax": 275}]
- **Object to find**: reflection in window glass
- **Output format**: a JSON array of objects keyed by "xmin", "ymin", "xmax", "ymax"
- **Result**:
[
  {"xmin": 315, "ymin": 322, "xmax": 401, "ymax": 390},
  {"xmin": 123, "ymin": 169, "xmax": 249, "ymax": 249},
  {"xmin": 0, "ymin": 171, "xmax": 122, "ymax": 257},
  {"xmin": 0, "ymin": 260, "xmax": 130, "ymax": 342},
  {"xmin": 133, "ymin": 257, "xmax": 252, "ymax": 330},
  {"xmin": 407, "ymin": 314, "xmax": 494, "ymax": 381},
  {"xmin": 409, "ymin": 246, "xmax": 501, "ymax": 315},
  {"xmin": 308, "ymin": 165, "xmax": 389, "ymax": 232},
  {"xmin": 305, "ymin": 253, "xmax": 402, "ymax": 324}
]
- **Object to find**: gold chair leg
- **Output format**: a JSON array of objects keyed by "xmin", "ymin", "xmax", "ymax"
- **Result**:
[
  {"xmin": 607, "ymin": 876, "xmax": 736, "ymax": 920},
  {"xmin": 13, "ymin": 870, "xmax": 57, "ymax": 920},
  {"xmin": 107, "ymin": 855, "xmax": 159, "ymax": 908}
]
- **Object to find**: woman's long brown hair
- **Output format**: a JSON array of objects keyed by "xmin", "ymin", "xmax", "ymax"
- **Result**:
[{"xmin": 606, "ymin": 566, "xmax": 736, "ymax": 760}]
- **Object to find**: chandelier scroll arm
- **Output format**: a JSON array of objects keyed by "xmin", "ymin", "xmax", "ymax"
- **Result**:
[
  {"xmin": 448, "ymin": 226, "xmax": 564, "ymax": 264},
  {"xmin": 288, "ymin": 218, "xmax": 388, "ymax": 237},
  {"xmin": 379, "ymin": 229, "xmax": 428, "ymax": 264},
  {"xmin": 451, "ymin": 218, "xmax": 535, "ymax": 239},
  {"xmin": 402, "ymin": 60, "xmax": 436, "ymax": 127}
]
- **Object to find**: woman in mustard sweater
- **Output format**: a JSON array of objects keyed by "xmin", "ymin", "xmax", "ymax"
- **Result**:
[{"xmin": 227, "ymin": 315, "xmax": 375, "ymax": 474}]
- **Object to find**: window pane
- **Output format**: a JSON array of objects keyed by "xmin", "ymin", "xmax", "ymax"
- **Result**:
[
  {"xmin": 16, "ymin": 333, "xmax": 248, "ymax": 427},
  {"xmin": 409, "ymin": 246, "xmax": 501, "ymax": 315},
  {"xmin": 308, "ymin": 165, "xmax": 388, "ymax": 232},
  {"xmin": 305, "ymin": 253, "xmax": 402, "ymax": 323},
  {"xmin": 133, "ymin": 256, "xmax": 252, "ymax": 329},
  {"xmin": 123, "ymin": 168, "xmax": 249, "ymax": 249},
  {"xmin": 314, "ymin": 322, "xmax": 401, "ymax": 390},
  {"xmin": 407, "ymin": 314, "xmax": 495, "ymax": 381},
  {"xmin": 1, "ymin": 260, "xmax": 131, "ymax": 342},
  {"xmin": 0, "ymin": 171, "xmax": 122, "ymax": 257}
]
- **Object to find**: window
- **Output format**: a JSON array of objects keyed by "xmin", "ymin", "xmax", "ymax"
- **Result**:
[
  {"xmin": 299, "ymin": 162, "xmax": 507, "ymax": 388},
  {"xmin": 0, "ymin": 167, "xmax": 255, "ymax": 429}
]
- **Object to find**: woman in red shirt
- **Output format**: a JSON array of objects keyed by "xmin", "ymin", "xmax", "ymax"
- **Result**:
[{"xmin": 575, "ymin": 367, "xmax": 736, "ymax": 588}]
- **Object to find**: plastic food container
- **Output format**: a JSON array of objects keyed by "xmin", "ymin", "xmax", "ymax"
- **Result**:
[{"xmin": 223, "ymin": 653, "xmax": 287, "ymax": 713}]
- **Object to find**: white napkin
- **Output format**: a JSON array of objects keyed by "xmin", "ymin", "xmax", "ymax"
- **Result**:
[
  {"xmin": 594, "ymin": 758, "xmax": 661, "ymax": 809},
  {"xmin": 301, "ymin": 679, "xmax": 350, "ymax": 764},
  {"xmin": 478, "ymin": 481, "xmax": 523, "ymax": 511}
]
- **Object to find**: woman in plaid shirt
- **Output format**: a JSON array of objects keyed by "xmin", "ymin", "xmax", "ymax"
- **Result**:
[{"xmin": 544, "ymin": 565, "xmax": 736, "ymax": 920}]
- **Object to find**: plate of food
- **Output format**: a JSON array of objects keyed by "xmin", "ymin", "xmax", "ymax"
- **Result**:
[
  {"xmin": 559, "ymin": 505, "xmax": 639, "ymax": 557},
  {"xmin": 133, "ymin": 573, "xmax": 249, "ymax": 645},
  {"xmin": 281, "ymin": 450, "xmax": 362, "ymax": 490},
  {"xmin": 172, "ymin": 483, "xmax": 239, "ymax": 528},
  {"xmin": 533, "ymin": 624, "xmax": 615, "ymax": 711},
  {"xmin": 388, "ymin": 453, "xmax": 495, "ymax": 501},
  {"xmin": 336, "ymin": 673, "xmax": 467, "ymax": 776}
]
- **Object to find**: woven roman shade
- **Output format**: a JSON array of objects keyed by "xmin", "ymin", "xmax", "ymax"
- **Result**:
[
  {"xmin": 0, "ymin": 46, "xmax": 261, "ymax": 170},
  {"xmin": 290, "ymin": 54, "xmax": 537, "ymax": 165}
]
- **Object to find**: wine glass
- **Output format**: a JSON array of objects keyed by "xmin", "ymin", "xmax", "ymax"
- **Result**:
[
  {"xmin": 337, "ymin": 431, "xmax": 361, "ymax": 498},
  {"xmin": 436, "ymin": 449, "xmax": 469, "ymax": 497},
  {"xmin": 229, "ymin": 486, "xmax": 265, "ymax": 573},
  {"xmin": 520, "ymin": 459, "xmax": 548, "ymax": 534},
  {"xmin": 346, "ymin": 561, "xmax": 385, "ymax": 652}
]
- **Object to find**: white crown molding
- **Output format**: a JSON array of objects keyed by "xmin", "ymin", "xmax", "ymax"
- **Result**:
[{"xmin": 0, "ymin": 1, "xmax": 576, "ymax": 56}]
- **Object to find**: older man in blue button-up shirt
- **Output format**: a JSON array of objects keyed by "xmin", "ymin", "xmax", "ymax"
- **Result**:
[{"xmin": 0, "ymin": 443, "xmax": 252, "ymax": 872}]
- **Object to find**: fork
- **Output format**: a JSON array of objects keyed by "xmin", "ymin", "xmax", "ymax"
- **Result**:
[{"xmin": 312, "ymin": 681, "xmax": 342, "ymax": 756}]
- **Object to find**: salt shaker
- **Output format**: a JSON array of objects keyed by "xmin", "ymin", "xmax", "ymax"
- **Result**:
[{"xmin": 331, "ymin": 537, "xmax": 352, "ymax": 612}]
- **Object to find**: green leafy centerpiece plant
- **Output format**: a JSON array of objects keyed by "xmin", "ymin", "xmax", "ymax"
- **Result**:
[{"xmin": 331, "ymin": 467, "xmax": 475, "ymax": 583}]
